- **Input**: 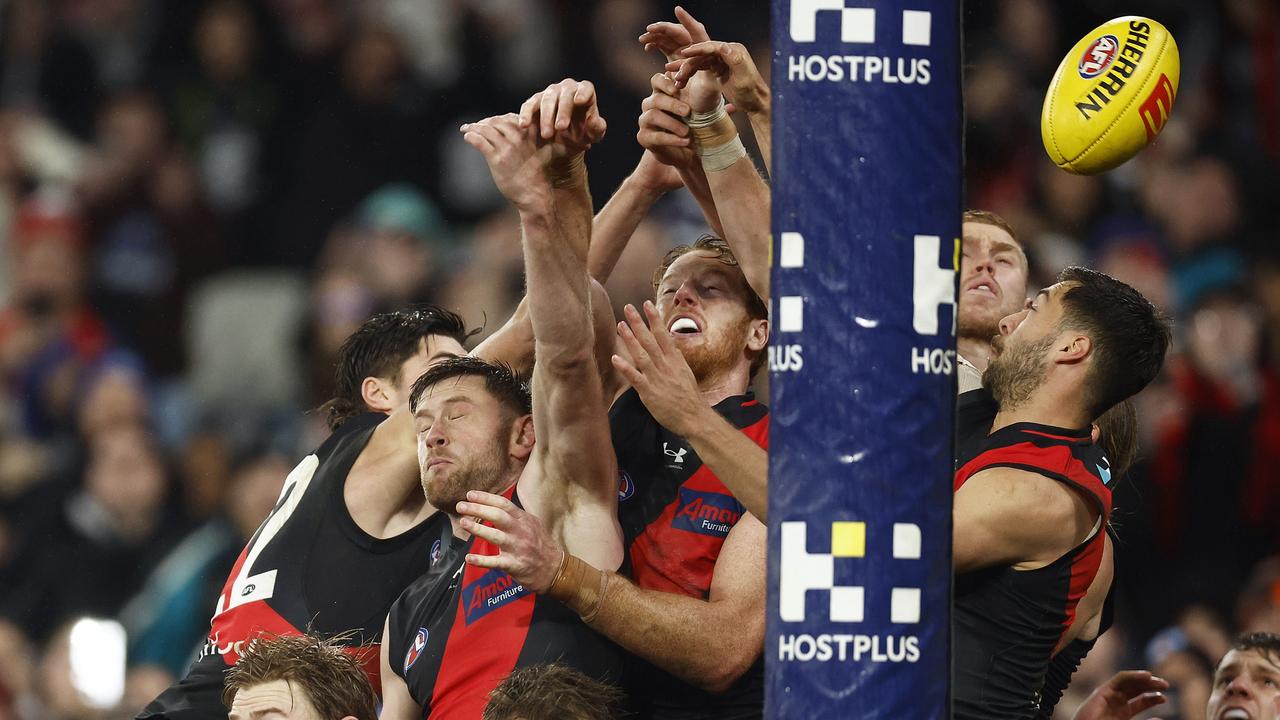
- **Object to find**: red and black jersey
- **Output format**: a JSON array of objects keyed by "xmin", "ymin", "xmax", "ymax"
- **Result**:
[
  {"xmin": 139, "ymin": 414, "xmax": 446, "ymax": 720},
  {"xmin": 952, "ymin": 417, "xmax": 1114, "ymax": 720},
  {"xmin": 609, "ymin": 388, "xmax": 768, "ymax": 719},
  {"xmin": 386, "ymin": 488, "xmax": 624, "ymax": 718}
]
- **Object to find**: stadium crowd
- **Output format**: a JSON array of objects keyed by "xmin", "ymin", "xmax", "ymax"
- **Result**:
[{"xmin": 0, "ymin": 0, "xmax": 1275, "ymax": 719}]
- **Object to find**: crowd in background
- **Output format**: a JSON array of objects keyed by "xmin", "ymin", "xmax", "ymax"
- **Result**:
[{"xmin": 0, "ymin": 0, "xmax": 1273, "ymax": 718}]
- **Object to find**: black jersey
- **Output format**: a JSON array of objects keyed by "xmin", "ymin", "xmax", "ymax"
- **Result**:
[
  {"xmin": 386, "ymin": 488, "xmax": 623, "ymax": 718},
  {"xmin": 952, "ymin": 417, "xmax": 1114, "ymax": 720},
  {"xmin": 139, "ymin": 414, "xmax": 445, "ymax": 720},
  {"xmin": 609, "ymin": 388, "xmax": 768, "ymax": 719}
]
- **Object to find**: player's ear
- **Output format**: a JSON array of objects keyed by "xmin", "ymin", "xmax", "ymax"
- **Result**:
[
  {"xmin": 361, "ymin": 376, "xmax": 395, "ymax": 414},
  {"xmin": 1057, "ymin": 333, "xmax": 1091, "ymax": 365},
  {"xmin": 509, "ymin": 413, "xmax": 535, "ymax": 460},
  {"xmin": 745, "ymin": 317, "xmax": 769, "ymax": 353}
]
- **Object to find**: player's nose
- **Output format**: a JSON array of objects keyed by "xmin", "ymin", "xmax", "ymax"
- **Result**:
[
  {"xmin": 673, "ymin": 281, "xmax": 699, "ymax": 306},
  {"xmin": 998, "ymin": 309, "xmax": 1026, "ymax": 336}
]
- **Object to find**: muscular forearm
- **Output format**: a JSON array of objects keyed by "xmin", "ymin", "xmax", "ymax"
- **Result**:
[
  {"xmin": 587, "ymin": 172, "xmax": 668, "ymax": 284},
  {"xmin": 550, "ymin": 559, "xmax": 760, "ymax": 693},
  {"xmin": 682, "ymin": 405, "xmax": 767, "ymax": 522},
  {"xmin": 702, "ymin": 156, "xmax": 770, "ymax": 301},
  {"xmin": 522, "ymin": 159, "xmax": 593, "ymax": 362}
]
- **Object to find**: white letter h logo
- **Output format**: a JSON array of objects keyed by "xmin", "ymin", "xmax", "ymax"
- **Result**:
[{"xmin": 913, "ymin": 234, "xmax": 956, "ymax": 336}]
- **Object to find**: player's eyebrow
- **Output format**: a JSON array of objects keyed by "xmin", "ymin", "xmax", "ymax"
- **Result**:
[{"xmin": 1033, "ymin": 289, "xmax": 1049, "ymax": 304}]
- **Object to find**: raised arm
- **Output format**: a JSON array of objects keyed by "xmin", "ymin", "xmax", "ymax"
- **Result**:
[
  {"xmin": 462, "ymin": 84, "xmax": 621, "ymax": 572},
  {"xmin": 641, "ymin": 8, "xmax": 771, "ymax": 301}
]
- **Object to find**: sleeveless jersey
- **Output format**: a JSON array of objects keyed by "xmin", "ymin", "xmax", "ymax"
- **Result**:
[
  {"xmin": 386, "ymin": 488, "xmax": 624, "ymax": 718},
  {"xmin": 609, "ymin": 388, "xmax": 769, "ymax": 719},
  {"xmin": 952, "ymin": 419, "xmax": 1114, "ymax": 720},
  {"xmin": 139, "ymin": 414, "xmax": 446, "ymax": 720}
]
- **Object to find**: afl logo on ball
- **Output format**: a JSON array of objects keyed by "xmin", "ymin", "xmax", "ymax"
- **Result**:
[
  {"xmin": 403, "ymin": 627, "xmax": 428, "ymax": 673},
  {"xmin": 618, "ymin": 470, "xmax": 635, "ymax": 502},
  {"xmin": 1078, "ymin": 35, "xmax": 1119, "ymax": 78}
]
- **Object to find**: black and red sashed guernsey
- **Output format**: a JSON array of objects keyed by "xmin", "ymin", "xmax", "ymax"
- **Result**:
[
  {"xmin": 387, "ymin": 487, "xmax": 623, "ymax": 718},
  {"xmin": 139, "ymin": 414, "xmax": 447, "ymax": 720},
  {"xmin": 952, "ymin": 420, "xmax": 1114, "ymax": 720},
  {"xmin": 610, "ymin": 388, "xmax": 769, "ymax": 719}
]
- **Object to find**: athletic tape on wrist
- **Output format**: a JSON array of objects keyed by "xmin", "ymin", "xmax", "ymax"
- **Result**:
[
  {"xmin": 547, "ymin": 552, "xmax": 609, "ymax": 622},
  {"xmin": 685, "ymin": 97, "xmax": 745, "ymax": 171}
]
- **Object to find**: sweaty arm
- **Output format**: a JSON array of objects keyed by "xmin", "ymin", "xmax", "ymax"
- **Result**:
[
  {"xmin": 953, "ymin": 466, "xmax": 1099, "ymax": 574},
  {"xmin": 379, "ymin": 616, "xmax": 423, "ymax": 720},
  {"xmin": 503, "ymin": 96, "xmax": 622, "ymax": 572},
  {"xmin": 550, "ymin": 513, "xmax": 765, "ymax": 693}
]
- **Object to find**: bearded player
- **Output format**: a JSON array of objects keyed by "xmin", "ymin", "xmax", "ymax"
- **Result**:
[
  {"xmin": 139, "ymin": 305, "xmax": 532, "ymax": 719},
  {"xmin": 953, "ymin": 266, "xmax": 1169, "ymax": 719},
  {"xmin": 378, "ymin": 84, "xmax": 627, "ymax": 718},
  {"xmin": 460, "ymin": 66, "xmax": 771, "ymax": 718}
]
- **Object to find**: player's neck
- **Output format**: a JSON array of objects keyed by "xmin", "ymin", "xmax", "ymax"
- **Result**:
[
  {"xmin": 991, "ymin": 385, "xmax": 1091, "ymax": 434},
  {"xmin": 956, "ymin": 337, "xmax": 993, "ymax": 372},
  {"xmin": 448, "ymin": 478, "xmax": 519, "ymax": 540},
  {"xmin": 697, "ymin": 367, "xmax": 750, "ymax": 407}
]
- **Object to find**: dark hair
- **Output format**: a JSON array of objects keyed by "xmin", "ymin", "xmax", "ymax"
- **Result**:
[
  {"xmin": 1221, "ymin": 632, "xmax": 1280, "ymax": 670},
  {"xmin": 324, "ymin": 305, "xmax": 476, "ymax": 430},
  {"xmin": 222, "ymin": 634, "xmax": 377, "ymax": 720},
  {"xmin": 1095, "ymin": 398, "xmax": 1137, "ymax": 482},
  {"xmin": 409, "ymin": 356, "xmax": 531, "ymax": 418},
  {"xmin": 483, "ymin": 663, "xmax": 625, "ymax": 720},
  {"xmin": 653, "ymin": 234, "xmax": 769, "ymax": 376},
  {"xmin": 1056, "ymin": 266, "xmax": 1171, "ymax": 418}
]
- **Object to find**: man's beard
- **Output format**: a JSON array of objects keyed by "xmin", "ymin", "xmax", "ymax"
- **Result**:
[
  {"xmin": 422, "ymin": 444, "xmax": 510, "ymax": 515},
  {"xmin": 680, "ymin": 319, "xmax": 749, "ymax": 382},
  {"xmin": 958, "ymin": 306, "xmax": 1001, "ymax": 341},
  {"xmin": 984, "ymin": 334, "xmax": 1054, "ymax": 411}
]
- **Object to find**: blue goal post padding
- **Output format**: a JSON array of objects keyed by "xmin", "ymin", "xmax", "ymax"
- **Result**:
[{"xmin": 766, "ymin": 1, "xmax": 961, "ymax": 717}]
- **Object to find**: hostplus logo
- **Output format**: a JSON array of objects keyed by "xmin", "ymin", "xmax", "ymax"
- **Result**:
[
  {"xmin": 910, "ymin": 233, "xmax": 957, "ymax": 376},
  {"xmin": 777, "ymin": 520, "xmax": 922, "ymax": 663},
  {"xmin": 786, "ymin": 1, "xmax": 934, "ymax": 85}
]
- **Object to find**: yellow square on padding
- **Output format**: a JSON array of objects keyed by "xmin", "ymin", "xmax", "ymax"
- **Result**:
[{"xmin": 831, "ymin": 522, "xmax": 865, "ymax": 557}]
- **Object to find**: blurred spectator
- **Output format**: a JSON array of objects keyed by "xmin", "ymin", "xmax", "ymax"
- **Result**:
[
  {"xmin": 0, "ymin": 426, "xmax": 184, "ymax": 641},
  {"xmin": 0, "ymin": 197, "xmax": 109, "ymax": 440},
  {"xmin": 83, "ymin": 90, "xmax": 225, "ymax": 380},
  {"xmin": 0, "ymin": 0, "xmax": 100, "ymax": 139},
  {"xmin": 170, "ymin": 0, "xmax": 278, "ymax": 223},
  {"xmin": 121, "ymin": 451, "xmax": 288, "ymax": 677},
  {"xmin": 273, "ymin": 19, "xmax": 440, "ymax": 267}
]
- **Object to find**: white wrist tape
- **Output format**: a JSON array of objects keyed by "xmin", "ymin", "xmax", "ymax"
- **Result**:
[{"xmin": 685, "ymin": 97, "xmax": 745, "ymax": 172}]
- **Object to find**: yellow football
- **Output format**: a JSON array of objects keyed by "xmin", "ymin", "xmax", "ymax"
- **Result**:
[{"xmin": 1041, "ymin": 17, "xmax": 1180, "ymax": 175}]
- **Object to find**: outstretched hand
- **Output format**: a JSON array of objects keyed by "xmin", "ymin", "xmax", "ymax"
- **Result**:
[
  {"xmin": 667, "ymin": 41, "xmax": 769, "ymax": 115},
  {"xmin": 1072, "ymin": 670, "xmax": 1169, "ymax": 720},
  {"xmin": 637, "ymin": 7, "xmax": 721, "ymax": 113},
  {"xmin": 638, "ymin": 6, "xmax": 710, "ymax": 62},
  {"xmin": 457, "ymin": 490, "xmax": 564, "ymax": 594},
  {"xmin": 611, "ymin": 301, "xmax": 706, "ymax": 437},
  {"xmin": 517, "ymin": 78, "xmax": 607, "ymax": 154},
  {"xmin": 460, "ymin": 114, "xmax": 552, "ymax": 212}
]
